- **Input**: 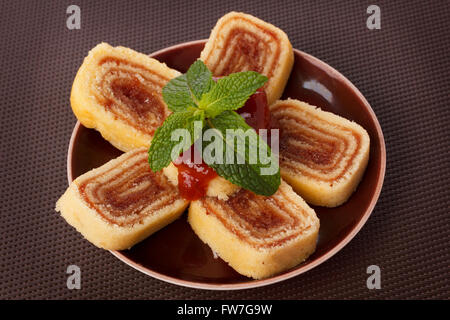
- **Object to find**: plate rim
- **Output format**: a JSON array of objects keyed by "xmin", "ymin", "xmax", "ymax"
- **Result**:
[{"xmin": 66, "ymin": 39, "xmax": 386, "ymax": 290}]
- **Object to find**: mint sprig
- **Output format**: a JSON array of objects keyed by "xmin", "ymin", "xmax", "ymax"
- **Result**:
[{"xmin": 149, "ymin": 60, "xmax": 280, "ymax": 196}]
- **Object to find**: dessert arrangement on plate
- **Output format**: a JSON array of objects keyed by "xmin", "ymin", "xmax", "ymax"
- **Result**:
[{"xmin": 56, "ymin": 12, "xmax": 370, "ymax": 281}]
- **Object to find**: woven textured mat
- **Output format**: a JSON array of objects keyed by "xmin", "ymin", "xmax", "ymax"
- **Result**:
[{"xmin": 0, "ymin": 0, "xmax": 449, "ymax": 299}]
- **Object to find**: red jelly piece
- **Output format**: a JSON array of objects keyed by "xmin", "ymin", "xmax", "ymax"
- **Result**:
[
  {"xmin": 173, "ymin": 145, "xmax": 218, "ymax": 200},
  {"xmin": 237, "ymin": 88, "xmax": 270, "ymax": 131}
]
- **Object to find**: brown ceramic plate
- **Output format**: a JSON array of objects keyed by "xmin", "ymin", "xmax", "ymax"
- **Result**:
[{"xmin": 67, "ymin": 40, "xmax": 386, "ymax": 290}]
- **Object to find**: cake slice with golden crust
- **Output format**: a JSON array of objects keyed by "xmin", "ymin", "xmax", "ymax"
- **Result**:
[
  {"xmin": 200, "ymin": 12, "xmax": 294, "ymax": 105},
  {"xmin": 188, "ymin": 181, "xmax": 319, "ymax": 279},
  {"xmin": 55, "ymin": 148, "xmax": 189, "ymax": 250},
  {"xmin": 271, "ymin": 99, "xmax": 370, "ymax": 207},
  {"xmin": 71, "ymin": 43, "xmax": 180, "ymax": 152}
]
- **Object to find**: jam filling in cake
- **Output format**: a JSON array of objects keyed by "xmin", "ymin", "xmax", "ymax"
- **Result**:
[
  {"xmin": 200, "ymin": 12, "xmax": 293, "ymax": 105},
  {"xmin": 78, "ymin": 149, "xmax": 182, "ymax": 227},
  {"xmin": 200, "ymin": 187, "xmax": 316, "ymax": 249},
  {"xmin": 94, "ymin": 57, "xmax": 171, "ymax": 136},
  {"xmin": 202, "ymin": 18, "xmax": 281, "ymax": 92},
  {"xmin": 271, "ymin": 102, "xmax": 363, "ymax": 185}
]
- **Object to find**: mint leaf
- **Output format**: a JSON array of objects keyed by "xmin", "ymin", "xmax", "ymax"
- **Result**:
[
  {"xmin": 148, "ymin": 110, "xmax": 204, "ymax": 171},
  {"xmin": 199, "ymin": 71, "xmax": 267, "ymax": 118},
  {"xmin": 186, "ymin": 60, "xmax": 215, "ymax": 101},
  {"xmin": 162, "ymin": 60, "xmax": 214, "ymax": 112},
  {"xmin": 202, "ymin": 111, "xmax": 280, "ymax": 196},
  {"xmin": 162, "ymin": 74, "xmax": 197, "ymax": 112}
]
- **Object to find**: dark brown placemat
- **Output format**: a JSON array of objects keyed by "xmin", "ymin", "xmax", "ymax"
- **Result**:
[{"xmin": 0, "ymin": 0, "xmax": 449, "ymax": 299}]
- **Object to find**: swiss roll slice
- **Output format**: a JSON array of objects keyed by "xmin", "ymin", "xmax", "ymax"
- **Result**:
[
  {"xmin": 200, "ymin": 12, "xmax": 294, "ymax": 105},
  {"xmin": 271, "ymin": 99, "xmax": 370, "ymax": 207},
  {"xmin": 188, "ymin": 181, "xmax": 319, "ymax": 279},
  {"xmin": 70, "ymin": 43, "xmax": 180, "ymax": 152},
  {"xmin": 56, "ymin": 148, "xmax": 189, "ymax": 250}
]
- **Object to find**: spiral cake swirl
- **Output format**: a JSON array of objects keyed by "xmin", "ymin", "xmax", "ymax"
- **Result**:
[
  {"xmin": 188, "ymin": 181, "xmax": 319, "ymax": 279},
  {"xmin": 270, "ymin": 99, "xmax": 370, "ymax": 207},
  {"xmin": 70, "ymin": 43, "xmax": 180, "ymax": 152},
  {"xmin": 202, "ymin": 187, "xmax": 316, "ymax": 248},
  {"xmin": 200, "ymin": 12, "xmax": 294, "ymax": 105},
  {"xmin": 56, "ymin": 149, "xmax": 189, "ymax": 250},
  {"xmin": 79, "ymin": 149, "xmax": 181, "ymax": 226}
]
